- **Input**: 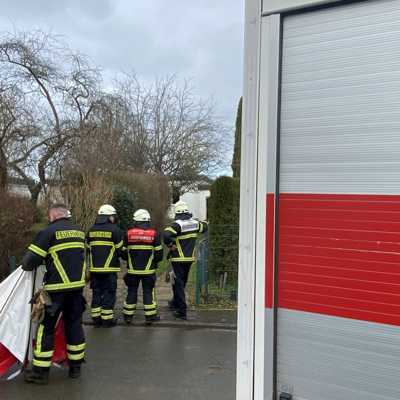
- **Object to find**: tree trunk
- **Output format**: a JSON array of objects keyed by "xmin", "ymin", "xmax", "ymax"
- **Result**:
[
  {"xmin": 29, "ymin": 183, "xmax": 42, "ymax": 206},
  {"xmin": 232, "ymin": 97, "xmax": 242, "ymax": 179},
  {"xmin": 0, "ymin": 150, "xmax": 8, "ymax": 190}
]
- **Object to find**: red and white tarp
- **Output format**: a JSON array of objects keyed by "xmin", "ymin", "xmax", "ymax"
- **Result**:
[
  {"xmin": 0, "ymin": 267, "xmax": 34, "ymax": 377},
  {"xmin": 0, "ymin": 267, "xmax": 68, "ymax": 378}
]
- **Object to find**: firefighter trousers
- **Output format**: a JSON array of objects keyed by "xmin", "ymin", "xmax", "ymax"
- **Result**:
[
  {"xmin": 90, "ymin": 273, "xmax": 117, "ymax": 322},
  {"xmin": 123, "ymin": 274, "xmax": 157, "ymax": 319},
  {"xmin": 33, "ymin": 290, "xmax": 86, "ymax": 370},
  {"xmin": 171, "ymin": 261, "xmax": 193, "ymax": 315}
]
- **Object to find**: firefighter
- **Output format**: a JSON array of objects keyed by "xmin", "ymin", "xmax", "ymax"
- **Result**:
[
  {"xmin": 163, "ymin": 202, "xmax": 208, "ymax": 320},
  {"xmin": 87, "ymin": 204, "xmax": 123, "ymax": 328},
  {"xmin": 123, "ymin": 209, "xmax": 163, "ymax": 325},
  {"xmin": 22, "ymin": 203, "xmax": 86, "ymax": 384}
]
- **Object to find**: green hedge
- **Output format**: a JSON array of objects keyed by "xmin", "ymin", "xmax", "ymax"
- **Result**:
[
  {"xmin": 232, "ymin": 97, "xmax": 242, "ymax": 178},
  {"xmin": 208, "ymin": 176, "xmax": 240, "ymax": 283},
  {"xmin": 112, "ymin": 186, "xmax": 137, "ymax": 231}
]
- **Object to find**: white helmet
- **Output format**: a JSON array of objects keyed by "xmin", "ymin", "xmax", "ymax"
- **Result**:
[
  {"xmin": 98, "ymin": 204, "xmax": 117, "ymax": 216},
  {"xmin": 133, "ymin": 209, "xmax": 151, "ymax": 222},
  {"xmin": 175, "ymin": 201, "xmax": 189, "ymax": 215}
]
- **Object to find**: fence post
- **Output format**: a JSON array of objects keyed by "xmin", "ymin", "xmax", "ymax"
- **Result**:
[
  {"xmin": 195, "ymin": 257, "xmax": 201, "ymax": 306},
  {"xmin": 204, "ymin": 236, "xmax": 209, "ymax": 304},
  {"xmin": 9, "ymin": 256, "xmax": 17, "ymax": 273},
  {"xmin": 195, "ymin": 237, "xmax": 210, "ymax": 306}
]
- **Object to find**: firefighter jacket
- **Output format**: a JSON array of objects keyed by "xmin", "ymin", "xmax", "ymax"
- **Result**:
[
  {"xmin": 163, "ymin": 214, "xmax": 208, "ymax": 263},
  {"xmin": 87, "ymin": 217, "xmax": 124, "ymax": 273},
  {"xmin": 124, "ymin": 223, "xmax": 163, "ymax": 275},
  {"xmin": 22, "ymin": 218, "xmax": 86, "ymax": 292}
]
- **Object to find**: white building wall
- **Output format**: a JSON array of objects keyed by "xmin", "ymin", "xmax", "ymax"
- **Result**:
[
  {"xmin": 8, "ymin": 184, "xmax": 31, "ymax": 198},
  {"xmin": 8, "ymin": 184, "xmax": 62, "ymax": 204},
  {"xmin": 180, "ymin": 190, "xmax": 210, "ymax": 221}
]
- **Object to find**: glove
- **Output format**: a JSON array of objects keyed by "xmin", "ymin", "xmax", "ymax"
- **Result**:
[
  {"xmin": 31, "ymin": 290, "xmax": 52, "ymax": 323},
  {"xmin": 21, "ymin": 263, "xmax": 34, "ymax": 272},
  {"xmin": 169, "ymin": 244, "xmax": 177, "ymax": 252},
  {"xmin": 169, "ymin": 270, "xmax": 176, "ymax": 286},
  {"xmin": 85, "ymin": 268, "xmax": 91, "ymax": 284}
]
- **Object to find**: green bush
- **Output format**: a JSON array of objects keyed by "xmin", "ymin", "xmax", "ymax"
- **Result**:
[
  {"xmin": 208, "ymin": 176, "xmax": 240, "ymax": 284},
  {"xmin": 112, "ymin": 186, "xmax": 137, "ymax": 231}
]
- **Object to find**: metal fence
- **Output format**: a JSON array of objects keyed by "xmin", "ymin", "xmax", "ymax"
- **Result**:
[
  {"xmin": 9, "ymin": 256, "xmax": 17, "ymax": 273},
  {"xmin": 191, "ymin": 234, "xmax": 238, "ymax": 307}
]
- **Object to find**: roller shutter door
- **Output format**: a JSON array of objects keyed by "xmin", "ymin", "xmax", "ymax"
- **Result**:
[{"xmin": 277, "ymin": 1, "xmax": 400, "ymax": 399}]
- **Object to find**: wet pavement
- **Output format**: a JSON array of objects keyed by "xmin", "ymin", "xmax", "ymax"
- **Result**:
[
  {"xmin": 83, "ymin": 307, "xmax": 237, "ymax": 330},
  {"xmin": 0, "ymin": 325, "xmax": 237, "ymax": 400}
]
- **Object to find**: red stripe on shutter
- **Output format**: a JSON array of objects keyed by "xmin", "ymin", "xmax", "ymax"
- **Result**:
[
  {"xmin": 276, "ymin": 193, "xmax": 400, "ymax": 327},
  {"xmin": 265, "ymin": 194, "xmax": 275, "ymax": 308}
]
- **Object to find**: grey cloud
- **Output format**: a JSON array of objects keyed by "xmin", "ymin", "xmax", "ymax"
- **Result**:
[
  {"xmin": 0, "ymin": 0, "xmax": 244, "ymax": 124},
  {"xmin": 69, "ymin": 0, "xmax": 115, "ymax": 20},
  {"xmin": 1, "ymin": 0, "xmax": 116, "ymax": 21}
]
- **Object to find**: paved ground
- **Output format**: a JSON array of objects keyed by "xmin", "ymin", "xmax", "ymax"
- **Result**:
[
  {"xmin": 83, "ymin": 269, "xmax": 168, "ymax": 309},
  {"xmin": 84, "ymin": 271, "xmax": 237, "ymax": 329},
  {"xmin": 1, "ymin": 326, "xmax": 237, "ymax": 400}
]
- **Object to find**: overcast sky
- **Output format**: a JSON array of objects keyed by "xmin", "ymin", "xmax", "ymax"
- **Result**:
[{"xmin": 0, "ymin": 0, "xmax": 244, "ymax": 130}]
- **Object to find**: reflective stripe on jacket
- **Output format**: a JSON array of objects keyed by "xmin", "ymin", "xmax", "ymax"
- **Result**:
[
  {"xmin": 87, "ymin": 220, "xmax": 123, "ymax": 273},
  {"xmin": 22, "ymin": 218, "xmax": 86, "ymax": 292},
  {"xmin": 125, "ymin": 226, "xmax": 163, "ymax": 275},
  {"xmin": 163, "ymin": 216, "xmax": 208, "ymax": 263}
]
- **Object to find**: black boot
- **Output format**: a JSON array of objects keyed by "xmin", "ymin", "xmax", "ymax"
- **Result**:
[
  {"xmin": 93, "ymin": 317, "xmax": 102, "ymax": 328},
  {"xmin": 69, "ymin": 364, "xmax": 81, "ymax": 379},
  {"xmin": 25, "ymin": 367, "xmax": 49, "ymax": 385},
  {"xmin": 145, "ymin": 315, "xmax": 161, "ymax": 325},
  {"xmin": 173, "ymin": 311, "xmax": 187, "ymax": 320},
  {"xmin": 124, "ymin": 315, "xmax": 133, "ymax": 325},
  {"xmin": 102, "ymin": 318, "xmax": 117, "ymax": 328}
]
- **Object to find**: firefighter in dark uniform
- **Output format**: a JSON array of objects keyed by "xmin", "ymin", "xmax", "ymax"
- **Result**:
[
  {"xmin": 87, "ymin": 204, "xmax": 123, "ymax": 328},
  {"xmin": 22, "ymin": 204, "xmax": 86, "ymax": 384},
  {"xmin": 123, "ymin": 209, "xmax": 163, "ymax": 325},
  {"xmin": 163, "ymin": 202, "xmax": 208, "ymax": 320}
]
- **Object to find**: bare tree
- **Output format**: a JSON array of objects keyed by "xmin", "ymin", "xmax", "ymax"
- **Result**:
[
  {"xmin": 0, "ymin": 30, "xmax": 229, "ymax": 207},
  {"xmin": 0, "ymin": 85, "xmax": 38, "ymax": 190},
  {"xmin": 0, "ymin": 30, "xmax": 101, "ymax": 204},
  {"xmin": 58, "ymin": 93, "xmax": 129, "ymax": 186},
  {"xmin": 62, "ymin": 171, "xmax": 113, "ymax": 232},
  {"xmin": 116, "ymin": 74, "xmax": 227, "ymax": 191}
]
